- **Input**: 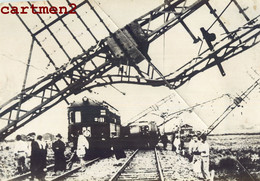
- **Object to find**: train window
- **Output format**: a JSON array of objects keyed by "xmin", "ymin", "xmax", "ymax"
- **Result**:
[
  {"xmin": 112, "ymin": 118, "xmax": 116, "ymax": 123},
  {"xmin": 110, "ymin": 123, "xmax": 118, "ymax": 138},
  {"xmin": 69, "ymin": 111, "xmax": 75, "ymax": 124},
  {"xmin": 94, "ymin": 117, "xmax": 105, "ymax": 123},
  {"xmin": 110, "ymin": 123, "xmax": 115, "ymax": 131},
  {"xmin": 75, "ymin": 111, "xmax": 81, "ymax": 123},
  {"xmin": 116, "ymin": 125, "xmax": 120, "ymax": 136},
  {"xmin": 130, "ymin": 126, "xmax": 140, "ymax": 134},
  {"xmin": 145, "ymin": 126, "xmax": 149, "ymax": 131},
  {"xmin": 100, "ymin": 109, "xmax": 106, "ymax": 116}
]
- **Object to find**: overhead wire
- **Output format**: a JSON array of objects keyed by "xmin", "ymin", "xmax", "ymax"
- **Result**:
[
  {"xmin": 207, "ymin": 0, "xmax": 233, "ymax": 32},
  {"xmin": 0, "ymin": 53, "xmax": 47, "ymax": 73},
  {"xmin": 158, "ymin": 93, "xmax": 231, "ymax": 127}
]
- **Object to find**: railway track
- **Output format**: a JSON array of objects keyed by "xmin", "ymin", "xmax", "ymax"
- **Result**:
[
  {"xmin": 7, "ymin": 148, "xmax": 201, "ymax": 180},
  {"xmin": 157, "ymin": 147, "xmax": 204, "ymax": 180},
  {"xmin": 7, "ymin": 158, "xmax": 99, "ymax": 181},
  {"xmin": 109, "ymin": 148, "xmax": 164, "ymax": 181}
]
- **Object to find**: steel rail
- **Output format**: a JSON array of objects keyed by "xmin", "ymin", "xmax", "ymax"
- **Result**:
[
  {"xmin": 49, "ymin": 157, "xmax": 100, "ymax": 181},
  {"xmin": 7, "ymin": 157, "xmax": 100, "ymax": 181},
  {"xmin": 109, "ymin": 149, "xmax": 139, "ymax": 181},
  {"xmin": 154, "ymin": 148, "xmax": 165, "ymax": 181},
  {"xmin": 7, "ymin": 163, "xmax": 55, "ymax": 181}
]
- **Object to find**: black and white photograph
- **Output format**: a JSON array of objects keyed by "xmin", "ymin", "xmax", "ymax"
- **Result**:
[{"xmin": 0, "ymin": 0, "xmax": 260, "ymax": 180}]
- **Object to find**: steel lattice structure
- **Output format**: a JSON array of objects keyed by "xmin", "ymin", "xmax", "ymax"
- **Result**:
[{"xmin": 0, "ymin": 0, "xmax": 259, "ymax": 140}]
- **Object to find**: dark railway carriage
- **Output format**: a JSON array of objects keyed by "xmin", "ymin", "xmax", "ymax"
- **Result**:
[
  {"xmin": 68, "ymin": 97, "xmax": 121, "ymax": 159},
  {"xmin": 122, "ymin": 121, "xmax": 159, "ymax": 149}
]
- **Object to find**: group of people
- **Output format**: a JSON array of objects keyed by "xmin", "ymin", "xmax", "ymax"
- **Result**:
[
  {"xmin": 160, "ymin": 131, "xmax": 212, "ymax": 181},
  {"xmin": 13, "ymin": 127, "xmax": 212, "ymax": 180},
  {"xmin": 13, "ymin": 132, "xmax": 68, "ymax": 180},
  {"xmin": 160, "ymin": 132, "xmax": 182, "ymax": 153},
  {"xmin": 13, "ymin": 126, "xmax": 125, "ymax": 179},
  {"xmin": 14, "ymin": 133, "xmax": 49, "ymax": 180},
  {"xmin": 189, "ymin": 134, "xmax": 212, "ymax": 181}
]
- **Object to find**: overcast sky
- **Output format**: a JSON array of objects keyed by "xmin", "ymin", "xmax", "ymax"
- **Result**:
[{"xmin": 0, "ymin": 0, "xmax": 260, "ymax": 140}]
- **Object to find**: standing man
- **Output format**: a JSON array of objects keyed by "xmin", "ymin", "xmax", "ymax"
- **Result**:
[
  {"xmin": 77, "ymin": 127, "xmax": 90, "ymax": 172},
  {"xmin": 161, "ymin": 134, "xmax": 168, "ymax": 150},
  {"xmin": 173, "ymin": 135, "xmax": 181, "ymax": 154},
  {"xmin": 171, "ymin": 132, "xmax": 176, "ymax": 151},
  {"xmin": 189, "ymin": 135, "xmax": 202, "ymax": 178},
  {"xmin": 52, "ymin": 134, "xmax": 66, "ymax": 175},
  {"xmin": 27, "ymin": 132, "xmax": 39, "ymax": 180},
  {"xmin": 36, "ymin": 135, "xmax": 47, "ymax": 181},
  {"xmin": 111, "ymin": 132, "xmax": 126, "ymax": 160},
  {"xmin": 14, "ymin": 135, "xmax": 29, "ymax": 174},
  {"xmin": 199, "ymin": 134, "xmax": 211, "ymax": 181}
]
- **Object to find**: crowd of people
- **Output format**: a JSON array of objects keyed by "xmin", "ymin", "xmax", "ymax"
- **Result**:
[
  {"xmin": 13, "ymin": 126, "xmax": 212, "ymax": 180},
  {"xmin": 13, "ymin": 133, "xmax": 48, "ymax": 180},
  {"xmin": 12, "ymin": 127, "xmax": 91, "ymax": 180},
  {"xmin": 160, "ymin": 131, "xmax": 213, "ymax": 181}
]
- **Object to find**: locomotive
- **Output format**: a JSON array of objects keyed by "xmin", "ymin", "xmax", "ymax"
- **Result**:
[
  {"xmin": 68, "ymin": 97, "xmax": 121, "ymax": 159},
  {"xmin": 121, "ymin": 120, "xmax": 160, "ymax": 149}
]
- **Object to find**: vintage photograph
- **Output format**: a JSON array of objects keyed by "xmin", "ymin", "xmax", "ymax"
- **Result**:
[{"xmin": 0, "ymin": 0, "xmax": 260, "ymax": 180}]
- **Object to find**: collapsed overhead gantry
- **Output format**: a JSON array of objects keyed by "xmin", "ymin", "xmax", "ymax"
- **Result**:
[
  {"xmin": 153, "ymin": 78, "xmax": 260, "ymax": 135},
  {"xmin": 0, "ymin": 0, "xmax": 259, "ymax": 140}
]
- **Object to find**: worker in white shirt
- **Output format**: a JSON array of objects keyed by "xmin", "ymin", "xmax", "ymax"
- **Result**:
[
  {"xmin": 189, "ymin": 135, "xmax": 202, "ymax": 178},
  {"xmin": 14, "ymin": 135, "xmax": 29, "ymax": 174},
  {"xmin": 173, "ymin": 135, "xmax": 181, "ymax": 154},
  {"xmin": 77, "ymin": 127, "xmax": 90, "ymax": 171},
  {"xmin": 199, "ymin": 134, "xmax": 211, "ymax": 181}
]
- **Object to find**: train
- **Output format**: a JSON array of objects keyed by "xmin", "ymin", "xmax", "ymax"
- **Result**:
[
  {"xmin": 67, "ymin": 97, "xmax": 121, "ymax": 159},
  {"xmin": 67, "ymin": 97, "xmax": 161, "ymax": 160},
  {"xmin": 121, "ymin": 120, "xmax": 160, "ymax": 149}
]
